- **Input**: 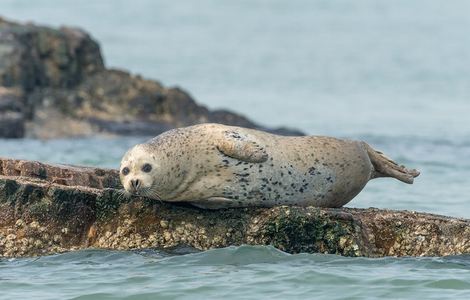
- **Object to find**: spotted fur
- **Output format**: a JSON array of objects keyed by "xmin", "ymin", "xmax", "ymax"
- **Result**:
[{"xmin": 119, "ymin": 123, "xmax": 419, "ymax": 209}]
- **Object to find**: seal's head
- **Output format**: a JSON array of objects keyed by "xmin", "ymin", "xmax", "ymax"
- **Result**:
[{"xmin": 119, "ymin": 144, "xmax": 161, "ymax": 198}]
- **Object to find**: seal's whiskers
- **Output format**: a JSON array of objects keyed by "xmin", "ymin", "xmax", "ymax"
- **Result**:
[
  {"xmin": 147, "ymin": 186, "xmax": 163, "ymax": 202},
  {"xmin": 115, "ymin": 189, "xmax": 131, "ymax": 202}
]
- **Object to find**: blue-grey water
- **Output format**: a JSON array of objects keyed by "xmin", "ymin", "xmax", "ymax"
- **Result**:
[{"xmin": 1, "ymin": 0, "xmax": 470, "ymax": 299}]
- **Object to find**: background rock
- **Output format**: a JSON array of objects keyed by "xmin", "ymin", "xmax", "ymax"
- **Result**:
[
  {"xmin": 0, "ymin": 18, "xmax": 104, "ymax": 91},
  {"xmin": 0, "ymin": 87, "xmax": 25, "ymax": 138},
  {"xmin": 0, "ymin": 17, "xmax": 302, "ymax": 138}
]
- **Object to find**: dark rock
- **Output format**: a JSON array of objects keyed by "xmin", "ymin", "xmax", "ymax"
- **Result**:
[
  {"xmin": 0, "ymin": 113, "xmax": 24, "ymax": 138},
  {"xmin": 0, "ymin": 157, "xmax": 469, "ymax": 258},
  {"xmin": 0, "ymin": 17, "xmax": 303, "ymax": 138},
  {"xmin": 0, "ymin": 18, "xmax": 104, "ymax": 91},
  {"xmin": 0, "ymin": 87, "xmax": 24, "ymax": 138},
  {"xmin": 0, "ymin": 88, "xmax": 22, "ymax": 112},
  {"xmin": 87, "ymin": 118, "xmax": 175, "ymax": 136}
]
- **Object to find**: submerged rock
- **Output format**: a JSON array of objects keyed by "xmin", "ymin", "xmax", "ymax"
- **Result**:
[
  {"xmin": 0, "ymin": 157, "xmax": 468, "ymax": 258},
  {"xmin": 0, "ymin": 17, "xmax": 302, "ymax": 138}
]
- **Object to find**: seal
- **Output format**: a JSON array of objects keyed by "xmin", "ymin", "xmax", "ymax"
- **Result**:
[{"xmin": 119, "ymin": 123, "xmax": 419, "ymax": 209}]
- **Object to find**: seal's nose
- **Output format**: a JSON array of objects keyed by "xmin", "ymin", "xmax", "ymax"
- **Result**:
[{"xmin": 131, "ymin": 179, "xmax": 141, "ymax": 191}]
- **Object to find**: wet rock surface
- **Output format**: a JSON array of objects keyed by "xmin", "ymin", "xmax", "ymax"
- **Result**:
[
  {"xmin": 1, "ymin": 157, "xmax": 469, "ymax": 258},
  {"xmin": 0, "ymin": 17, "xmax": 302, "ymax": 138}
]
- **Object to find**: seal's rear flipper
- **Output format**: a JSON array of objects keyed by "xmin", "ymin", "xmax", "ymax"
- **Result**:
[{"xmin": 363, "ymin": 142, "xmax": 420, "ymax": 184}]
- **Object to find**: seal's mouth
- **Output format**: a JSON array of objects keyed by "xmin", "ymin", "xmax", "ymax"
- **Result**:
[
  {"xmin": 126, "ymin": 184, "xmax": 144, "ymax": 196},
  {"xmin": 126, "ymin": 185, "xmax": 139, "ymax": 195},
  {"xmin": 128, "ymin": 186, "xmax": 145, "ymax": 196},
  {"xmin": 127, "ymin": 185, "xmax": 162, "ymax": 200}
]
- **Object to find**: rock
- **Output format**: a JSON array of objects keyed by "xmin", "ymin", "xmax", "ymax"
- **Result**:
[
  {"xmin": 0, "ymin": 17, "xmax": 302, "ymax": 138},
  {"xmin": 0, "ymin": 18, "xmax": 104, "ymax": 91},
  {"xmin": 0, "ymin": 113, "xmax": 24, "ymax": 138},
  {"xmin": 1, "ymin": 157, "xmax": 469, "ymax": 258},
  {"xmin": 0, "ymin": 87, "xmax": 25, "ymax": 138}
]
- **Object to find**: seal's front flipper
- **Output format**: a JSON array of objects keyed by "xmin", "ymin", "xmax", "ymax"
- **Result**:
[
  {"xmin": 190, "ymin": 197, "xmax": 234, "ymax": 209},
  {"xmin": 216, "ymin": 130, "xmax": 268, "ymax": 163},
  {"xmin": 364, "ymin": 142, "xmax": 420, "ymax": 184}
]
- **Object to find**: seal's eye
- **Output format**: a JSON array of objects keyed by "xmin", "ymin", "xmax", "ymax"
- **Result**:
[
  {"xmin": 142, "ymin": 163, "xmax": 152, "ymax": 173},
  {"xmin": 122, "ymin": 167, "xmax": 130, "ymax": 176}
]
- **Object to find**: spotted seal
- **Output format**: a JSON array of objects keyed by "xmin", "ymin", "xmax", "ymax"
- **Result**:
[{"xmin": 119, "ymin": 123, "xmax": 419, "ymax": 209}]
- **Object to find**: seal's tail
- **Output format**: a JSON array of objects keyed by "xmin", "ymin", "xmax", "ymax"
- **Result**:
[{"xmin": 363, "ymin": 142, "xmax": 420, "ymax": 184}]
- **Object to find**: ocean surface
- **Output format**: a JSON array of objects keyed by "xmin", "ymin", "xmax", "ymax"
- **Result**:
[{"xmin": 1, "ymin": 0, "xmax": 470, "ymax": 299}]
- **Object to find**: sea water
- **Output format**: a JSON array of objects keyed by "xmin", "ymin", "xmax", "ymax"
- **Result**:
[{"xmin": 1, "ymin": 0, "xmax": 470, "ymax": 299}]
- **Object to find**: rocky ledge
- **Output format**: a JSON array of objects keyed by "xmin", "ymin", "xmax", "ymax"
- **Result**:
[
  {"xmin": 0, "ymin": 157, "xmax": 469, "ymax": 258},
  {"xmin": 0, "ymin": 17, "xmax": 301, "ymax": 138}
]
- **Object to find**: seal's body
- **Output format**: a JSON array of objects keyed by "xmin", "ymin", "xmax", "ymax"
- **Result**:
[{"xmin": 120, "ymin": 124, "xmax": 419, "ymax": 209}]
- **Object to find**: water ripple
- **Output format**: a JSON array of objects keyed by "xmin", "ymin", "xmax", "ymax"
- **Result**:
[{"xmin": 2, "ymin": 247, "xmax": 470, "ymax": 300}]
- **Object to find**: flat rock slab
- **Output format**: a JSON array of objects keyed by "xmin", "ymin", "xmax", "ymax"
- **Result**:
[{"xmin": 0, "ymin": 157, "xmax": 469, "ymax": 258}]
